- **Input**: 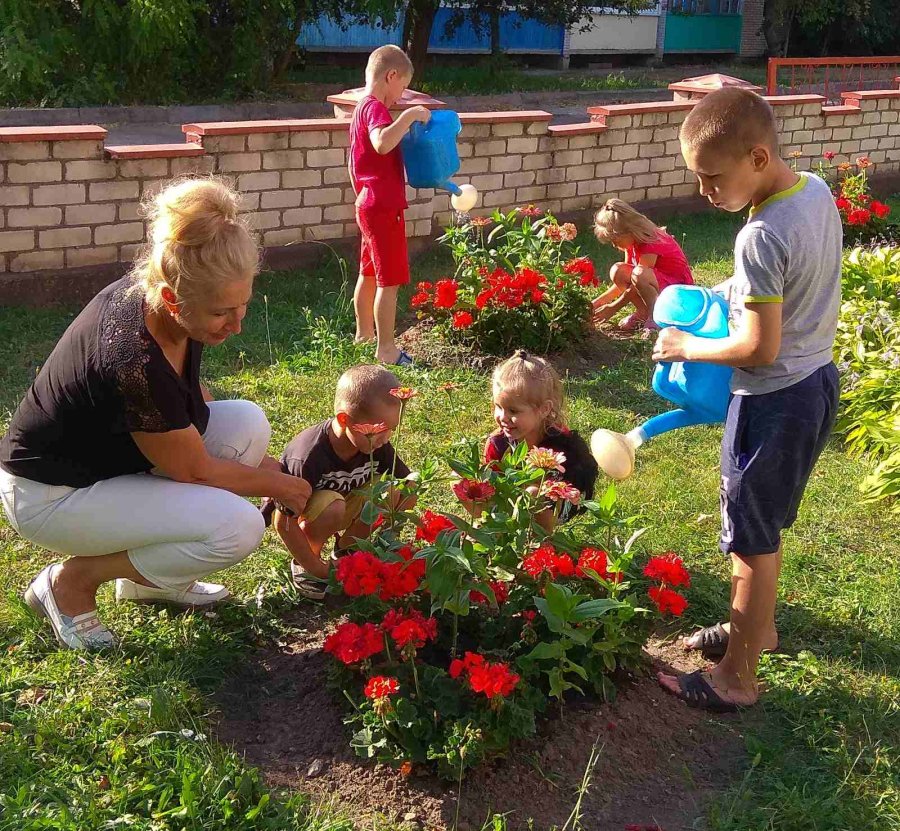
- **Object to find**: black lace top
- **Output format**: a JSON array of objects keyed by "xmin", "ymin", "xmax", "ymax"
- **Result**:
[{"xmin": 0, "ymin": 276, "xmax": 209, "ymax": 487}]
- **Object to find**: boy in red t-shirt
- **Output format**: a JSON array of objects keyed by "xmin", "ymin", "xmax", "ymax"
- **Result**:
[{"xmin": 349, "ymin": 45, "xmax": 431, "ymax": 366}]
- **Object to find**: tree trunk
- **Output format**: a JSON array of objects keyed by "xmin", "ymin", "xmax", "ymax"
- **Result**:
[
  {"xmin": 273, "ymin": 10, "xmax": 307, "ymax": 81},
  {"xmin": 490, "ymin": 5, "xmax": 501, "ymax": 56},
  {"xmin": 404, "ymin": 0, "xmax": 440, "ymax": 80},
  {"xmin": 762, "ymin": 0, "xmax": 790, "ymax": 57}
]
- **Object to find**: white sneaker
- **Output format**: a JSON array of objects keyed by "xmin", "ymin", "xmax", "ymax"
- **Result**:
[
  {"xmin": 114, "ymin": 579, "xmax": 229, "ymax": 608},
  {"xmin": 290, "ymin": 561, "xmax": 328, "ymax": 601},
  {"xmin": 24, "ymin": 564, "xmax": 117, "ymax": 651}
]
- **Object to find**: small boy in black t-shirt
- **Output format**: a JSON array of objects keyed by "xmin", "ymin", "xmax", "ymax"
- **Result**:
[{"xmin": 262, "ymin": 365, "xmax": 415, "ymax": 598}]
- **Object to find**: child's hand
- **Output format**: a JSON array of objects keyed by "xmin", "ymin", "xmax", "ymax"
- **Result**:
[
  {"xmin": 408, "ymin": 106, "xmax": 431, "ymax": 124},
  {"xmin": 652, "ymin": 327, "xmax": 695, "ymax": 362}
]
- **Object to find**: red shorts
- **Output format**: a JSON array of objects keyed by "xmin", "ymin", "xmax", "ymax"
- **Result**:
[{"xmin": 357, "ymin": 207, "xmax": 410, "ymax": 288}]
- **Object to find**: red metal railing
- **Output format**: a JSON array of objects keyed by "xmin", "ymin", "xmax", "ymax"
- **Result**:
[{"xmin": 766, "ymin": 56, "xmax": 900, "ymax": 103}]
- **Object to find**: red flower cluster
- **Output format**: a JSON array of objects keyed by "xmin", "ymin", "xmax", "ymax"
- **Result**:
[
  {"xmin": 411, "ymin": 281, "xmax": 432, "ymax": 308},
  {"xmin": 872, "ymin": 200, "xmax": 891, "ymax": 219},
  {"xmin": 364, "ymin": 676, "xmax": 400, "ymax": 700},
  {"xmin": 382, "ymin": 608, "xmax": 438, "ymax": 651},
  {"xmin": 452, "ymin": 310, "xmax": 473, "ymax": 329},
  {"xmin": 648, "ymin": 586, "xmax": 688, "ymax": 616},
  {"xmin": 449, "ymin": 652, "xmax": 520, "ymax": 698},
  {"xmin": 576, "ymin": 547, "xmax": 609, "ymax": 579},
  {"xmin": 335, "ymin": 548, "xmax": 425, "ymax": 601},
  {"xmin": 415, "ymin": 510, "xmax": 456, "ymax": 543},
  {"xmin": 434, "ymin": 279, "xmax": 459, "ymax": 309},
  {"xmin": 521, "ymin": 544, "xmax": 575, "ymax": 579},
  {"xmin": 475, "ymin": 267, "xmax": 547, "ymax": 311},
  {"xmin": 470, "ymin": 579, "xmax": 510, "ymax": 606},
  {"xmin": 563, "ymin": 257, "xmax": 598, "ymax": 287},
  {"xmin": 452, "ymin": 478, "xmax": 496, "ymax": 502},
  {"xmin": 643, "ymin": 552, "xmax": 691, "ymax": 588},
  {"xmin": 324, "ymin": 621, "xmax": 383, "ymax": 665},
  {"xmin": 847, "ymin": 207, "xmax": 872, "ymax": 226}
]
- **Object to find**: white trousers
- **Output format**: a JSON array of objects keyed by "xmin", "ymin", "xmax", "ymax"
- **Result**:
[{"xmin": 0, "ymin": 400, "xmax": 270, "ymax": 591}]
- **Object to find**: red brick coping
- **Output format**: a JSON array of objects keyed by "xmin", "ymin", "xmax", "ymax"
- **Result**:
[
  {"xmin": 0, "ymin": 125, "xmax": 108, "ymax": 143},
  {"xmin": 182, "ymin": 118, "xmax": 351, "ymax": 137},
  {"xmin": 105, "ymin": 143, "xmax": 206, "ymax": 159}
]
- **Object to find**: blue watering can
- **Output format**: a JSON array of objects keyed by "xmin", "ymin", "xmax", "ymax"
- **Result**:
[
  {"xmin": 591, "ymin": 284, "xmax": 733, "ymax": 479},
  {"xmin": 401, "ymin": 110, "xmax": 478, "ymax": 210}
]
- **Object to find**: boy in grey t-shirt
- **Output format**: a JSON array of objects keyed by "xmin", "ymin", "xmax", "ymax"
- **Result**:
[{"xmin": 651, "ymin": 88, "xmax": 841, "ymax": 713}]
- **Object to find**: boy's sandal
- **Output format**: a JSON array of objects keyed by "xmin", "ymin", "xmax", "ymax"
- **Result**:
[
  {"xmin": 685, "ymin": 622, "xmax": 730, "ymax": 659},
  {"xmin": 685, "ymin": 623, "xmax": 779, "ymax": 661},
  {"xmin": 393, "ymin": 349, "xmax": 414, "ymax": 367},
  {"xmin": 665, "ymin": 670, "xmax": 741, "ymax": 713}
]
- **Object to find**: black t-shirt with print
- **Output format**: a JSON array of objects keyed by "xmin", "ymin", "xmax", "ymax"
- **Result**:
[
  {"xmin": 260, "ymin": 418, "xmax": 409, "ymax": 524},
  {"xmin": 0, "ymin": 276, "xmax": 209, "ymax": 488}
]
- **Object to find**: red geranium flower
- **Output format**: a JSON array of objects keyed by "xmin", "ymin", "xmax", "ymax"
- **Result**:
[
  {"xmin": 475, "ymin": 288, "xmax": 493, "ymax": 309},
  {"xmin": 531, "ymin": 289, "xmax": 546, "ymax": 303},
  {"xmin": 324, "ymin": 621, "xmax": 384, "ymax": 664},
  {"xmin": 520, "ymin": 609, "xmax": 537, "ymax": 624},
  {"xmin": 834, "ymin": 196, "xmax": 851, "ymax": 212},
  {"xmin": 648, "ymin": 585, "xmax": 688, "ymax": 616},
  {"xmin": 452, "ymin": 310, "xmax": 474, "ymax": 329},
  {"xmin": 450, "ymin": 651, "xmax": 519, "ymax": 699},
  {"xmin": 411, "ymin": 292, "xmax": 430, "ymax": 308},
  {"xmin": 521, "ymin": 544, "xmax": 575, "ymax": 579},
  {"xmin": 452, "ymin": 478, "xmax": 496, "ymax": 502},
  {"xmin": 415, "ymin": 509, "xmax": 456, "ymax": 543},
  {"xmin": 643, "ymin": 552, "xmax": 691, "ymax": 588},
  {"xmin": 576, "ymin": 547, "xmax": 609, "ymax": 579},
  {"xmin": 563, "ymin": 257, "xmax": 598, "ymax": 287},
  {"xmin": 382, "ymin": 608, "xmax": 438, "ymax": 651},
  {"xmin": 871, "ymin": 201, "xmax": 891, "ymax": 219},
  {"xmin": 433, "ymin": 279, "xmax": 459, "ymax": 310},
  {"xmin": 847, "ymin": 208, "xmax": 872, "ymax": 226},
  {"xmin": 364, "ymin": 676, "xmax": 400, "ymax": 700},
  {"xmin": 470, "ymin": 579, "xmax": 510, "ymax": 606},
  {"xmin": 336, "ymin": 550, "xmax": 386, "ymax": 597}
]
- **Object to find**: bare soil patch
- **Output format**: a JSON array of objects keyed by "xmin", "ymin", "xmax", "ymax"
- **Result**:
[{"xmin": 216, "ymin": 607, "xmax": 749, "ymax": 831}]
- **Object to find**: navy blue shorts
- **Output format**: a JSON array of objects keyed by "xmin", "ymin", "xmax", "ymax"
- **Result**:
[{"xmin": 719, "ymin": 363, "xmax": 840, "ymax": 556}]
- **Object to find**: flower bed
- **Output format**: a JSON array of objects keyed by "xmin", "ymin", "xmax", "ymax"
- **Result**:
[
  {"xmin": 798, "ymin": 153, "xmax": 898, "ymax": 245},
  {"xmin": 835, "ymin": 246, "xmax": 900, "ymax": 510},
  {"xmin": 322, "ymin": 394, "xmax": 689, "ymax": 780},
  {"xmin": 410, "ymin": 206, "xmax": 597, "ymax": 355}
]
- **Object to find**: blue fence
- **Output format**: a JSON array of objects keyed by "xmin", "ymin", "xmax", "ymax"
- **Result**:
[{"xmin": 298, "ymin": 11, "xmax": 564, "ymax": 54}]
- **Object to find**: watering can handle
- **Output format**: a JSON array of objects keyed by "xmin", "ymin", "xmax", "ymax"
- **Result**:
[{"xmin": 408, "ymin": 121, "xmax": 425, "ymax": 141}]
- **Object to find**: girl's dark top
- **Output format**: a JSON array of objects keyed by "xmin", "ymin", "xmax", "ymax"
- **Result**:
[
  {"xmin": 0, "ymin": 276, "xmax": 209, "ymax": 488},
  {"xmin": 483, "ymin": 425, "xmax": 598, "ymax": 501}
]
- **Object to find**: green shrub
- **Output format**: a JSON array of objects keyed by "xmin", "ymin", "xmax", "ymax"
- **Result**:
[{"xmin": 835, "ymin": 246, "xmax": 900, "ymax": 510}]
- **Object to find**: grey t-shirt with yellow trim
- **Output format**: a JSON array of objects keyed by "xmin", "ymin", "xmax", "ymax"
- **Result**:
[{"xmin": 725, "ymin": 171, "xmax": 842, "ymax": 395}]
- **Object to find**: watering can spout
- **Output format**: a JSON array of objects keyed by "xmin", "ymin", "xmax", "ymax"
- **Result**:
[
  {"xmin": 640, "ymin": 408, "xmax": 718, "ymax": 441},
  {"xmin": 441, "ymin": 181, "xmax": 462, "ymax": 196}
]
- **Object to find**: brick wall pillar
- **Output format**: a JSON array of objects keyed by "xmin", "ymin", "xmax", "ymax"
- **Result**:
[
  {"xmin": 739, "ymin": 0, "xmax": 766, "ymax": 58},
  {"xmin": 655, "ymin": 2, "xmax": 667, "ymax": 59}
]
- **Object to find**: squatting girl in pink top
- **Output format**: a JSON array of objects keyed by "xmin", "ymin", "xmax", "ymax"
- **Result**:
[{"xmin": 591, "ymin": 198, "xmax": 694, "ymax": 333}]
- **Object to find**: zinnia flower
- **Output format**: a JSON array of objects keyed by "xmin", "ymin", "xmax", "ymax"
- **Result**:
[
  {"xmin": 543, "ymin": 224, "xmax": 564, "ymax": 242},
  {"xmin": 560, "ymin": 223, "xmax": 577, "ymax": 241},
  {"xmin": 856, "ymin": 155, "xmax": 871, "ymax": 169},
  {"xmin": 823, "ymin": 150, "xmax": 836, "ymax": 161},
  {"xmin": 350, "ymin": 421, "xmax": 388, "ymax": 437},
  {"xmin": 647, "ymin": 586, "xmax": 688, "ymax": 616},
  {"xmin": 643, "ymin": 552, "xmax": 691, "ymax": 587},
  {"xmin": 415, "ymin": 509, "xmax": 456, "ymax": 543},
  {"xmin": 452, "ymin": 478, "xmax": 496, "ymax": 502},
  {"xmin": 452, "ymin": 310, "xmax": 474, "ymax": 329},
  {"xmin": 541, "ymin": 480, "xmax": 581, "ymax": 504},
  {"xmin": 517, "ymin": 204, "xmax": 542, "ymax": 218},
  {"xmin": 469, "ymin": 216, "xmax": 492, "ymax": 227},
  {"xmin": 527, "ymin": 446, "xmax": 566, "ymax": 472},
  {"xmin": 390, "ymin": 387, "xmax": 418, "ymax": 400}
]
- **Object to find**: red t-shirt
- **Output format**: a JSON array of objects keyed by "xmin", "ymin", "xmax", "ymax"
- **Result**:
[
  {"xmin": 627, "ymin": 230, "xmax": 694, "ymax": 290},
  {"xmin": 349, "ymin": 95, "xmax": 408, "ymax": 212}
]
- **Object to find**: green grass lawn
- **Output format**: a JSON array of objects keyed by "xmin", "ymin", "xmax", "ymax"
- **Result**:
[{"xmin": 1, "ymin": 207, "xmax": 898, "ymax": 830}]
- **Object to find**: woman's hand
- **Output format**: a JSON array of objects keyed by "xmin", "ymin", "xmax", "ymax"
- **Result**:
[{"xmin": 276, "ymin": 477, "xmax": 312, "ymax": 517}]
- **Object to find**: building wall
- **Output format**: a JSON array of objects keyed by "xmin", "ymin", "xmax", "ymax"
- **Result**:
[
  {"xmin": 2, "ymin": 88, "xmax": 899, "ymax": 280},
  {"xmin": 568, "ymin": 8, "xmax": 660, "ymax": 54}
]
